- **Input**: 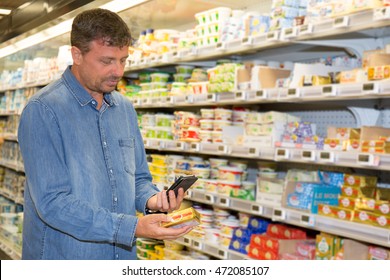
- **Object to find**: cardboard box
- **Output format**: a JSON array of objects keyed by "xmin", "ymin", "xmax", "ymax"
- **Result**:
[
  {"xmin": 339, "ymin": 239, "xmax": 369, "ymax": 260},
  {"xmin": 360, "ymin": 126, "xmax": 390, "ymax": 141},
  {"xmin": 236, "ymin": 65, "xmax": 291, "ymax": 90},
  {"xmin": 343, "ymin": 174, "xmax": 377, "ymax": 187},
  {"xmin": 366, "ymin": 53, "xmax": 390, "ymax": 67},
  {"xmin": 327, "ymin": 127, "xmax": 360, "ymax": 140}
]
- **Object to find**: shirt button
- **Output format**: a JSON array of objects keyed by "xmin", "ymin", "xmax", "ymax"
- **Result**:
[
  {"xmin": 103, "ymin": 141, "xmax": 107, "ymax": 146},
  {"xmin": 92, "ymin": 101, "xmax": 96, "ymax": 105},
  {"xmin": 110, "ymin": 169, "xmax": 113, "ymax": 174},
  {"xmin": 114, "ymin": 197, "xmax": 118, "ymax": 202},
  {"xmin": 115, "ymin": 254, "xmax": 119, "ymax": 259}
]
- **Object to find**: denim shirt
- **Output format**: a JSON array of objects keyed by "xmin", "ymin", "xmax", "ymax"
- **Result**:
[{"xmin": 18, "ymin": 66, "xmax": 159, "ymax": 259}]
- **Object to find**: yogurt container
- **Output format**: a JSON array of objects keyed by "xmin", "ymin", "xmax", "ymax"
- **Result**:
[
  {"xmin": 150, "ymin": 72, "xmax": 170, "ymax": 83},
  {"xmin": 209, "ymin": 158, "xmax": 229, "ymax": 169},
  {"xmin": 217, "ymin": 180, "xmax": 241, "ymax": 195},
  {"xmin": 199, "ymin": 130, "xmax": 212, "ymax": 143},
  {"xmin": 205, "ymin": 179, "xmax": 218, "ymax": 193},
  {"xmin": 199, "ymin": 119, "xmax": 214, "ymax": 130},
  {"xmin": 220, "ymin": 219, "xmax": 240, "ymax": 236},
  {"xmin": 191, "ymin": 167, "xmax": 211, "ymax": 179},
  {"xmin": 155, "ymin": 114, "xmax": 174, "ymax": 127},
  {"xmin": 200, "ymin": 108, "xmax": 215, "ymax": 119},
  {"xmin": 214, "ymin": 108, "xmax": 232, "ymax": 120},
  {"xmin": 213, "ymin": 120, "xmax": 231, "ymax": 131},
  {"xmin": 218, "ymin": 166, "xmax": 244, "ymax": 181},
  {"xmin": 205, "ymin": 228, "xmax": 220, "ymax": 243},
  {"xmin": 219, "ymin": 233, "xmax": 233, "ymax": 248}
]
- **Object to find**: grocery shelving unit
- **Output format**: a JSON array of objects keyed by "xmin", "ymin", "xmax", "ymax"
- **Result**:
[{"xmin": 0, "ymin": 0, "xmax": 390, "ymax": 259}]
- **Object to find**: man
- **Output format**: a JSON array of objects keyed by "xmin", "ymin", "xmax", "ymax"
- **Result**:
[{"xmin": 18, "ymin": 8, "xmax": 191, "ymax": 260}]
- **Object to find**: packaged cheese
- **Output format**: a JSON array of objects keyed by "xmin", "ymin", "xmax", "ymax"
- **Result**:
[{"xmin": 161, "ymin": 207, "xmax": 200, "ymax": 228}]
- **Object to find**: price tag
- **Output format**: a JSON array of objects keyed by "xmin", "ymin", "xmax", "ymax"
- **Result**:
[
  {"xmin": 374, "ymin": 7, "xmax": 390, "ymax": 21},
  {"xmin": 248, "ymin": 147, "xmax": 259, "ymax": 157},
  {"xmin": 251, "ymin": 204, "xmax": 264, "ymax": 215},
  {"xmin": 186, "ymin": 95, "xmax": 194, "ymax": 103},
  {"xmin": 193, "ymin": 240, "xmax": 203, "ymax": 250},
  {"xmin": 185, "ymin": 190, "xmax": 193, "ymax": 199},
  {"xmin": 218, "ymin": 250, "xmax": 228, "ymax": 259},
  {"xmin": 235, "ymin": 91, "xmax": 247, "ymax": 100},
  {"xmin": 319, "ymin": 151, "xmax": 335, "ymax": 163},
  {"xmin": 322, "ymin": 86, "xmax": 334, "ymax": 95},
  {"xmin": 143, "ymin": 139, "xmax": 149, "ymax": 147},
  {"xmin": 266, "ymin": 31, "xmax": 278, "ymax": 41},
  {"xmin": 256, "ymin": 90, "xmax": 265, "ymax": 98},
  {"xmin": 176, "ymin": 141, "xmax": 184, "ymax": 150},
  {"xmin": 272, "ymin": 208, "xmax": 286, "ymax": 221},
  {"xmin": 207, "ymin": 93, "xmax": 217, "ymax": 102},
  {"xmin": 216, "ymin": 42, "xmax": 226, "ymax": 50},
  {"xmin": 172, "ymin": 51, "xmax": 178, "ymax": 57},
  {"xmin": 357, "ymin": 154, "xmax": 379, "ymax": 166},
  {"xmin": 218, "ymin": 197, "xmax": 230, "ymax": 207},
  {"xmin": 287, "ymin": 88, "xmax": 299, "ymax": 97},
  {"xmin": 301, "ymin": 150, "xmax": 315, "ymax": 161},
  {"xmin": 190, "ymin": 143, "xmax": 200, "ymax": 151},
  {"xmin": 132, "ymin": 98, "xmax": 140, "ymax": 106},
  {"xmin": 275, "ymin": 148, "xmax": 290, "ymax": 160},
  {"xmin": 282, "ymin": 27, "xmax": 297, "ymax": 39},
  {"xmin": 165, "ymin": 96, "xmax": 173, "ymax": 103},
  {"xmin": 333, "ymin": 16, "xmax": 349, "ymax": 28},
  {"xmin": 217, "ymin": 145, "xmax": 229, "ymax": 154},
  {"xmin": 183, "ymin": 237, "xmax": 191, "ymax": 245},
  {"xmin": 205, "ymin": 194, "xmax": 215, "ymax": 204},
  {"xmin": 299, "ymin": 24, "xmax": 313, "ymax": 35},
  {"xmin": 362, "ymin": 83, "xmax": 378, "ymax": 93},
  {"xmin": 242, "ymin": 36, "xmax": 253, "ymax": 45},
  {"xmin": 158, "ymin": 141, "xmax": 166, "ymax": 149},
  {"xmin": 300, "ymin": 214, "xmax": 315, "ymax": 226}
]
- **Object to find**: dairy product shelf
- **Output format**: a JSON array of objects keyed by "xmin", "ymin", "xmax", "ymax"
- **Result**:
[
  {"xmin": 127, "ymin": 7, "xmax": 390, "ymax": 73},
  {"xmin": 0, "ymin": 235, "xmax": 21, "ymax": 260},
  {"xmin": 185, "ymin": 189, "xmax": 390, "ymax": 248},
  {"xmin": 144, "ymin": 139, "xmax": 390, "ymax": 171}
]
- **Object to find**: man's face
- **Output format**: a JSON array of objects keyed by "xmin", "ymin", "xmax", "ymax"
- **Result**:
[{"xmin": 72, "ymin": 39, "xmax": 128, "ymax": 94}]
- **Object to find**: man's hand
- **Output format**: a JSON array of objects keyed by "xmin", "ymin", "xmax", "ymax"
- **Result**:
[
  {"xmin": 146, "ymin": 188, "xmax": 185, "ymax": 213},
  {"xmin": 135, "ymin": 213, "xmax": 192, "ymax": 240}
]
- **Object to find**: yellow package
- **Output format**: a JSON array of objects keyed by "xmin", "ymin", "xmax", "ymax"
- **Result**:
[{"xmin": 161, "ymin": 207, "xmax": 200, "ymax": 228}]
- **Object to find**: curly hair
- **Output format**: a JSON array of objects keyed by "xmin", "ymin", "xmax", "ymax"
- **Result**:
[{"xmin": 71, "ymin": 8, "xmax": 132, "ymax": 54}]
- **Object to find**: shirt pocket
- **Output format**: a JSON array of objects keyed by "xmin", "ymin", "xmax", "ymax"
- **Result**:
[{"xmin": 119, "ymin": 138, "xmax": 135, "ymax": 175}]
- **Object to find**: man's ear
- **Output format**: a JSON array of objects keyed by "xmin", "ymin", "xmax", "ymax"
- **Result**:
[{"xmin": 71, "ymin": 46, "xmax": 82, "ymax": 65}]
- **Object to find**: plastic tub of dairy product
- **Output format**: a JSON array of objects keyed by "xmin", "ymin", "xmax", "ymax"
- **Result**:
[
  {"xmin": 214, "ymin": 108, "xmax": 233, "ymax": 120},
  {"xmin": 208, "ymin": 7, "xmax": 232, "ymax": 23},
  {"xmin": 200, "ymin": 108, "xmax": 215, "ymax": 119},
  {"xmin": 155, "ymin": 114, "xmax": 174, "ymax": 127},
  {"xmin": 150, "ymin": 72, "xmax": 170, "ymax": 83},
  {"xmin": 218, "ymin": 166, "xmax": 244, "ymax": 181}
]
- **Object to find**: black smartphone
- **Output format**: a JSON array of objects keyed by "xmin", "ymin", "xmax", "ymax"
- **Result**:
[{"xmin": 166, "ymin": 175, "xmax": 198, "ymax": 200}]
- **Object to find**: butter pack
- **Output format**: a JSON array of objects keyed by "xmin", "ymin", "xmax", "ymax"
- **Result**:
[{"xmin": 161, "ymin": 207, "xmax": 200, "ymax": 229}]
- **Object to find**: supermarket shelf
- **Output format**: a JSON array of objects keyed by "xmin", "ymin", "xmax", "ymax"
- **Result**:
[
  {"xmin": 0, "ymin": 79, "xmax": 52, "ymax": 92},
  {"xmin": 126, "ymin": 7, "xmax": 390, "ymax": 72},
  {"xmin": 0, "ymin": 133, "xmax": 18, "ymax": 142},
  {"xmin": 175, "ymin": 235, "xmax": 250, "ymax": 260},
  {"xmin": 0, "ymin": 189, "xmax": 24, "ymax": 205},
  {"xmin": 144, "ymin": 139, "xmax": 390, "ymax": 171},
  {"xmin": 185, "ymin": 189, "xmax": 390, "ymax": 248},
  {"xmin": 0, "ymin": 235, "xmax": 21, "ymax": 260},
  {"xmin": 132, "ymin": 80, "xmax": 390, "ymax": 109}
]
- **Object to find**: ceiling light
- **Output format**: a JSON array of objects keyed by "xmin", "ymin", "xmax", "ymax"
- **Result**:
[{"xmin": 0, "ymin": 8, "xmax": 11, "ymax": 15}]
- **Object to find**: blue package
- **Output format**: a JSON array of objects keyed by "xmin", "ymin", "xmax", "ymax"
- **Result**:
[{"xmin": 247, "ymin": 217, "xmax": 269, "ymax": 234}]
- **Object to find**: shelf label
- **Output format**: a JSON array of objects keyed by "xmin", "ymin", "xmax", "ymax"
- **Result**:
[
  {"xmin": 251, "ymin": 204, "xmax": 264, "ymax": 215},
  {"xmin": 362, "ymin": 83, "xmax": 378, "ymax": 93},
  {"xmin": 301, "ymin": 150, "xmax": 315, "ymax": 161},
  {"xmin": 333, "ymin": 16, "xmax": 350, "ymax": 28},
  {"xmin": 357, "ymin": 153, "xmax": 380, "ymax": 166},
  {"xmin": 248, "ymin": 147, "xmax": 259, "ymax": 157},
  {"xmin": 300, "ymin": 214, "xmax": 315, "ymax": 227},
  {"xmin": 287, "ymin": 88, "xmax": 299, "ymax": 97},
  {"xmin": 218, "ymin": 250, "xmax": 228, "ymax": 259},
  {"xmin": 299, "ymin": 24, "xmax": 313, "ymax": 35},
  {"xmin": 191, "ymin": 47, "xmax": 198, "ymax": 56},
  {"xmin": 275, "ymin": 148, "xmax": 290, "ymax": 160},
  {"xmin": 172, "ymin": 51, "xmax": 178, "ymax": 57},
  {"xmin": 216, "ymin": 42, "xmax": 226, "ymax": 50},
  {"xmin": 235, "ymin": 91, "xmax": 247, "ymax": 100},
  {"xmin": 158, "ymin": 141, "xmax": 166, "ymax": 149},
  {"xmin": 207, "ymin": 93, "xmax": 217, "ymax": 102},
  {"xmin": 374, "ymin": 7, "xmax": 390, "ymax": 21},
  {"xmin": 190, "ymin": 143, "xmax": 200, "ymax": 151},
  {"xmin": 186, "ymin": 95, "xmax": 194, "ymax": 103},
  {"xmin": 183, "ymin": 237, "xmax": 191, "ymax": 245},
  {"xmin": 218, "ymin": 197, "xmax": 230, "ymax": 207},
  {"xmin": 319, "ymin": 151, "xmax": 335, "ymax": 163},
  {"xmin": 176, "ymin": 141, "xmax": 184, "ymax": 150},
  {"xmin": 193, "ymin": 240, "xmax": 203, "ymax": 250},
  {"xmin": 256, "ymin": 90, "xmax": 266, "ymax": 98},
  {"xmin": 266, "ymin": 31, "xmax": 278, "ymax": 41},
  {"xmin": 185, "ymin": 190, "xmax": 193, "ymax": 199},
  {"xmin": 205, "ymin": 194, "xmax": 215, "ymax": 203},
  {"xmin": 217, "ymin": 145, "xmax": 229, "ymax": 154},
  {"xmin": 282, "ymin": 27, "xmax": 298, "ymax": 39},
  {"xmin": 322, "ymin": 85, "xmax": 334, "ymax": 95},
  {"xmin": 272, "ymin": 208, "xmax": 286, "ymax": 221},
  {"xmin": 143, "ymin": 139, "xmax": 149, "ymax": 147},
  {"xmin": 165, "ymin": 96, "xmax": 173, "ymax": 103},
  {"xmin": 241, "ymin": 36, "xmax": 253, "ymax": 45}
]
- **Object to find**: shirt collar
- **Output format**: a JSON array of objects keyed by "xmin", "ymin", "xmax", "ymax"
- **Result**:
[{"xmin": 62, "ymin": 66, "xmax": 118, "ymax": 107}]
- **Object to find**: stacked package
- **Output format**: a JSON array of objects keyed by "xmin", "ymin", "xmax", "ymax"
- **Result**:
[
  {"xmin": 270, "ymin": 0, "xmax": 307, "ymax": 30},
  {"xmin": 277, "ymin": 120, "xmax": 324, "ymax": 150},
  {"xmin": 229, "ymin": 216, "xmax": 270, "ymax": 255},
  {"xmin": 242, "ymin": 111, "xmax": 300, "ymax": 148},
  {"xmin": 207, "ymin": 63, "xmax": 241, "ymax": 93},
  {"xmin": 174, "ymin": 111, "xmax": 201, "ymax": 142},
  {"xmin": 248, "ymin": 223, "xmax": 307, "ymax": 260},
  {"xmin": 284, "ymin": 171, "xmax": 343, "ymax": 213}
]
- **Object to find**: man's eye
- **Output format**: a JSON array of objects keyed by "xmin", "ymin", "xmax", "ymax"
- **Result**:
[{"xmin": 102, "ymin": 60, "xmax": 112, "ymax": 65}]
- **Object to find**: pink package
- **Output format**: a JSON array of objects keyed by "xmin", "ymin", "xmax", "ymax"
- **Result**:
[{"xmin": 296, "ymin": 239, "xmax": 316, "ymax": 260}]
